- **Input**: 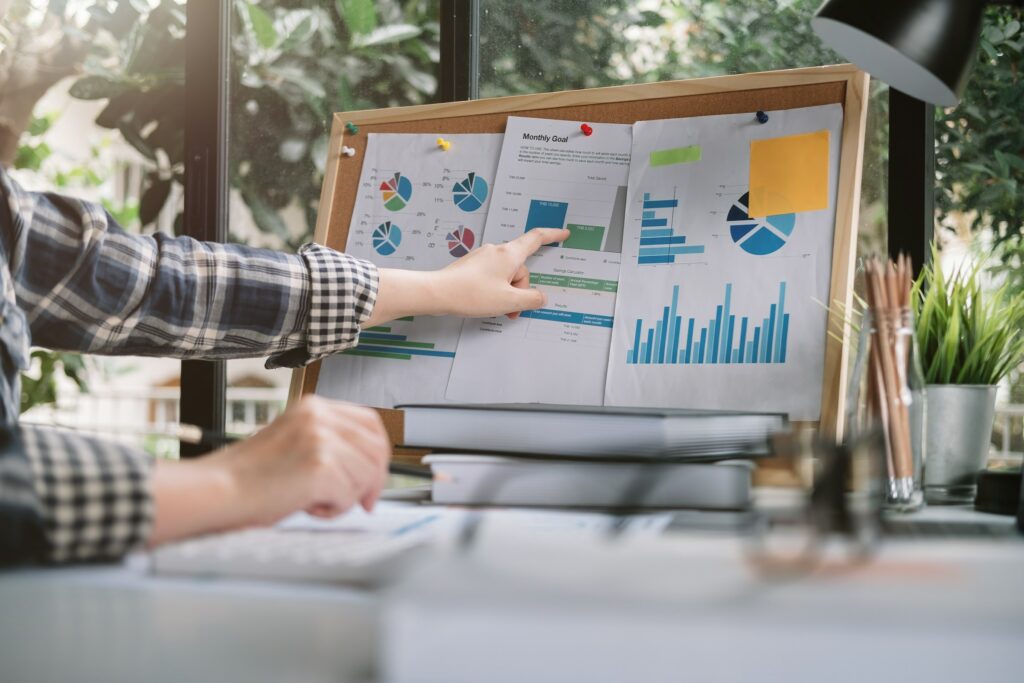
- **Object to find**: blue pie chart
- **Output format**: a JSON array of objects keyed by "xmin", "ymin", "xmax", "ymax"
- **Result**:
[
  {"xmin": 372, "ymin": 221, "xmax": 402, "ymax": 256},
  {"xmin": 452, "ymin": 172, "xmax": 488, "ymax": 212},
  {"xmin": 727, "ymin": 192, "xmax": 796, "ymax": 256}
]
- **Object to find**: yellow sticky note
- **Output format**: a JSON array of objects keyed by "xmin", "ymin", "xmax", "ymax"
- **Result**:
[{"xmin": 748, "ymin": 129, "xmax": 830, "ymax": 217}]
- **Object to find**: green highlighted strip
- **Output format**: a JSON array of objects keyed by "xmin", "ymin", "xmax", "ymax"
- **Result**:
[
  {"xmin": 649, "ymin": 145, "xmax": 701, "ymax": 167},
  {"xmin": 365, "ymin": 326, "xmax": 392, "ymax": 333},
  {"xmin": 344, "ymin": 350, "xmax": 412, "ymax": 360},
  {"xmin": 564, "ymin": 223, "xmax": 606, "ymax": 251},
  {"xmin": 357, "ymin": 338, "xmax": 436, "ymax": 349},
  {"xmin": 530, "ymin": 272, "xmax": 618, "ymax": 293},
  {"xmin": 396, "ymin": 316, "xmax": 415, "ymax": 321}
]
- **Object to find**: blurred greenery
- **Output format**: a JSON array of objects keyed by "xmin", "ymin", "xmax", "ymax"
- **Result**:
[{"xmin": 20, "ymin": 350, "xmax": 88, "ymax": 414}]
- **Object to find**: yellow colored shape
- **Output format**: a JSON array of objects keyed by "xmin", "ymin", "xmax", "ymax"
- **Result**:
[{"xmin": 748, "ymin": 129, "xmax": 830, "ymax": 217}]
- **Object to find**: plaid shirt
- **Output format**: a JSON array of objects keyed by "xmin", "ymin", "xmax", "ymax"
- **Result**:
[{"xmin": 0, "ymin": 166, "xmax": 378, "ymax": 564}]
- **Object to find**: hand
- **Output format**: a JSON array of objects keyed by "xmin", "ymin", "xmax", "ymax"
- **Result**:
[
  {"xmin": 148, "ymin": 396, "xmax": 391, "ymax": 546},
  {"xmin": 365, "ymin": 227, "xmax": 570, "ymax": 325},
  {"xmin": 435, "ymin": 227, "xmax": 571, "ymax": 319}
]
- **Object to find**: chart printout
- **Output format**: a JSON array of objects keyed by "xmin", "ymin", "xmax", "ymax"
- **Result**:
[
  {"xmin": 317, "ymin": 133, "xmax": 503, "ymax": 408},
  {"xmin": 604, "ymin": 105, "xmax": 843, "ymax": 420},
  {"xmin": 445, "ymin": 117, "xmax": 632, "ymax": 405}
]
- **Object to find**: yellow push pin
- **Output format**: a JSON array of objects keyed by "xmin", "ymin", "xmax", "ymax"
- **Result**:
[{"xmin": 436, "ymin": 137, "xmax": 452, "ymax": 151}]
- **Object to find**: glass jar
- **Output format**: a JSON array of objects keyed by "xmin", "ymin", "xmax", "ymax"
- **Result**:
[{"xmin": 845, "ymin": 307, "xmax": 926, "ymax": 511}]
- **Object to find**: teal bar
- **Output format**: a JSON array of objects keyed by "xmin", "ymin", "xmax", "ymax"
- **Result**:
[
  {"xmin": 667, "ymin": 286, "xmax": 679, "ymax": 363},
  {"xmin": 773, "ymin": 282, "xmax": 787, "ymax": 363},
  {"xmin": 719, "ymin": 284, "xmax": 732, "ymax": 363},
  {"xmin": 654, "ymin": 319, "xmax": 664, "ymax": 363}
]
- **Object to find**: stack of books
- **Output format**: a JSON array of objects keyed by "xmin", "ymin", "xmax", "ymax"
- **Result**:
[{"xmin": 399, "ymin": 404, "xmax": 786, "ymax": 510}]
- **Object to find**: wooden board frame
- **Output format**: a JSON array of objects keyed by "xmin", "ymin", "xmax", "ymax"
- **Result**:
[{"xmin": 289, "ymin": 64, "xmax": 869, "ymax": 452}]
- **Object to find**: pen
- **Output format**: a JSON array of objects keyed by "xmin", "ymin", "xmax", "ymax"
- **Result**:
[{"xmin": 175, "ymin": 424, "xmax": 435, "ymax": 480}]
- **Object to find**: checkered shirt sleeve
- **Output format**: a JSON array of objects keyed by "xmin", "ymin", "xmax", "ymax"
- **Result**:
[
  {"xmin": 295, "ymin": 243, "xmax": 379, "ymax": 362},
  {"xmin": 20, "ymin": 426, "xmax": 153, "ymax": 563},
  {"xmin": 1, "ymin": 166, "xmax": 378, "ymax": 368}
]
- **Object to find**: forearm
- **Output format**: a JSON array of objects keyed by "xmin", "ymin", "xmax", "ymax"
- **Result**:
[
  {"xmin": 364, "ymin": 268, "xmax": 446, "ymax": 327},
  {"xmin": 148, "ymin": 457, "xmax": 243, "ymax": 547}
]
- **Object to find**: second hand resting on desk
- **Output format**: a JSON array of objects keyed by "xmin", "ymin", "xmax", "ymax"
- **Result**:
[{"xmin": 176, "ymin": 423, "xmax": 434, "ymax": 480}]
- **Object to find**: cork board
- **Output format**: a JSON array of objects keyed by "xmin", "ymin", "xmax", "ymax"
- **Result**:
[{"xmin": 290, "ymin": 64, "xmax": 870, "ymax": 455}]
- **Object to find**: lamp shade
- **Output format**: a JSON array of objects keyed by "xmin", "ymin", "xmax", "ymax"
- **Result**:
[{"xmin": 811, "ymin": 0, "xmax": 986, "ymax": 106}]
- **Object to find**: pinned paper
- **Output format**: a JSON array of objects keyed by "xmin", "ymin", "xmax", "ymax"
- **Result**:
[
  {"xmin": 748, "ymin": 129, "xmax": 829, "ymax": 217},
  {"xmin": 649, "ymin": 145, "xmax": 701, "ymax": 167}
]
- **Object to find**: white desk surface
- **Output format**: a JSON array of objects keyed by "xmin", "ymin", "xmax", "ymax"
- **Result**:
[{"xmin": 1, "ymin": 503, "xmax": 1021, "ymax": 683}]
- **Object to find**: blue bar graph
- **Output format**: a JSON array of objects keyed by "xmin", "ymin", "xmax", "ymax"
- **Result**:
[
  {"xmin": 638, "ymin": 191, "xmax": 705, "ymax": 265},
  {"xmin": 525, "ymin": 199, "xmax": 569, "ymax": 231},
  {"xmin": 626, "ymin": 282, "xmax": 791, "ymax": 366}
]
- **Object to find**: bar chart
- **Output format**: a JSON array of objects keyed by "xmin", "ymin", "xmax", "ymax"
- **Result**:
[
  {"xmin": 343, "ymin": 318, "xmax": 456, "ymax": 361},
  {"xmin": 638, "ymin": 191, "xmax": 705, "ymax": 265},
  {"xmin": 626, "ymin": 281, "xmax": 790, "ymax": 365}
]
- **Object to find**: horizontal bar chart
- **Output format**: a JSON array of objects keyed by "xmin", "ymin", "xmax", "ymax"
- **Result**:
[
  {"xmin": 638, "ymin": 192, "xmax": 705, "ymax": 265},
  {"xmin": 343, "ymin": 324, "xmax": 455, "ymax": 361},
  {"xmin": 626, "ymin": 282, "xmax": 790, "ymax": 365}
]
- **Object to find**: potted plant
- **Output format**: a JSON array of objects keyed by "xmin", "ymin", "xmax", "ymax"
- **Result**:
[{"xmin": 913, "ymin": 252, "xmax": 1024, "ymax": 504}]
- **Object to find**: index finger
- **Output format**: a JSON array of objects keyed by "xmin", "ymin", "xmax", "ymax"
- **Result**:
[{"xmin": 509, "ymin": 228, "xmax": 571, "ymax": 259}]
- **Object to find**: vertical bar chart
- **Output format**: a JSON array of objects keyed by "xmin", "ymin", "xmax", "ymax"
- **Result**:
[
  {"xmin": 638, "ymin": 191, "xmax": 705, "ymax": 265},
  {"xmin": 626, "ymin": 282, "xmax": 790, "ymax": 365}
]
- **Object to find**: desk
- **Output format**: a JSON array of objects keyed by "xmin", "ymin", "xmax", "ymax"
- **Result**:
[{"xmin": 1, "ymin": 505, "xmax": 1022, "ymax": 683}]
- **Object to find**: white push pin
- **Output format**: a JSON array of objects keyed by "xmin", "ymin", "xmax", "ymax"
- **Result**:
[{"xmin": 341, "ymin": 146, "xmax": 356, "ymax": 157}]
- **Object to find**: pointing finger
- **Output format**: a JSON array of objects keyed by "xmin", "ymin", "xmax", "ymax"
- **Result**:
[{"xmin": 510, "ymin": 228, "xmax": 571, "ymax": 259}]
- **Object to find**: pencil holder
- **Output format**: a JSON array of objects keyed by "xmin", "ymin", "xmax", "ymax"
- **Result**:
[{"xmin": 846, "ymin": 307, "xmax": 925, "ymax": 511}]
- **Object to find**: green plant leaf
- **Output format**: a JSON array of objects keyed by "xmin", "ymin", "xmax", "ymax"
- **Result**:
[
  {"xmin": 246, "ymin": 2, "xmax": 278, "ymax": 49},
  {"xmin": 69, "ymin": 75, "xmax": 128, "ymax": 100},
  {"xmin": 336, "ymin": 0, "xmax": 377, "ymax": 35},
  {"xmin": 351, "ymin": 24, "xmax": 421, "ymax": 48}
]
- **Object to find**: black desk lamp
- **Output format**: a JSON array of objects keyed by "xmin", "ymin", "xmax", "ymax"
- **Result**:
[{"xmin": 811, "ymin": 0, "xmax": 1023, "ymax": 106}]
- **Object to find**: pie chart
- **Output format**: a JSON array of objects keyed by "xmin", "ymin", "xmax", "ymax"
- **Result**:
[
  {"xmin": 727, "ymin": 192, "xmax": 796, "ymax": 256},
  {"xmin": 446, "ymin": 226, "xmax": 475, "ymax": 258},
  {"xmin": 452, "ymin": 172, "xmax": 488, "ymax": 212},
  {"xmin": 380, "ymin": 172, "xmax": 413, "ymax": 211},
  {"xmin": 373, "ymin": 221, "xmax": 402, "ymax": 256}
]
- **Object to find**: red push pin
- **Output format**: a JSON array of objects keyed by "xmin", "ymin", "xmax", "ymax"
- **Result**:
[{"xmin": 580, "ymin": 123, "xmax": 593, "ymax": 137}]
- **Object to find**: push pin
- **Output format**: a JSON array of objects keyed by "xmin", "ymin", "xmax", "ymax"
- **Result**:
[
  {"xmin": 755, "ymin": 110, "xmax": 770, "ymax": 124},
  {"xmin": 341, "ymin": 146, "xmax": 356, "ymax": 157},
  {"xmin": 436, "ymin": 137, "xmax": 452, "ymax": 151},
  {"xmin": 345, "ymin": 121, "xmax": 359, "ymax": 134},
  {"xmin": 580, "ymin": 123, "xmax": 594, "ymax": 136}
]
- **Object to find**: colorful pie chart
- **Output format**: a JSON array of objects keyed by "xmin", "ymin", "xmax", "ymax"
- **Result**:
[
  {"xmin": 727, "ymin": 192, "xmax": 796, "ymax": 256},
  {"xmin": 380, "ymin": 172, "xmax": 413, "ymax": 212},
  {"xmin": 452, "ymin": 172, "xmax": 488, "ymax": 212},
  {"xmin": 373, "ymin": 221, "xmax": 402, "ymax": 256},
  {"xmin": 446, "ymin": 226, "xmax": 475, "ymax": 258}
]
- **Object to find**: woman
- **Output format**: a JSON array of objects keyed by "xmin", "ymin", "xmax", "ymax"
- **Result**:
[{"xmin": 0, "ymin": 165, "xmax": 569, "ymax": 564}]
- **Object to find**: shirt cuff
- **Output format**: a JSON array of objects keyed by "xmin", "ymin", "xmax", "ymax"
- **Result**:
[
  {"xmin": 296, "ymin": 243, "xmax": 379, "ymax": 361},
  {"xmin": 21, "ymin": 426, "xmax": 153, "ymax": 563}
]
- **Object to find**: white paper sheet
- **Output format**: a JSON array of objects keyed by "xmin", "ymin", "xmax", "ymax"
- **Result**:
[
  {"xmin": 445, "ymin": 117, "xmax": 632, "ymax": 405},
  {"xmin": 316, "ymin": 133, "xmax": 503, "ymax": 408},
  {"xmin": 604, "ymin": 105, "xmax": 844, "ymax": 419}
]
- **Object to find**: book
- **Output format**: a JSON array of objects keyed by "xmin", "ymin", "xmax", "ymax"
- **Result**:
[
  {"xmin": 424, "ymin": 454, "xmax": 752, "ymax": 510},
  {"xmin": 399, "ymin": 404, "xmax": 785, "ymax": 459}
]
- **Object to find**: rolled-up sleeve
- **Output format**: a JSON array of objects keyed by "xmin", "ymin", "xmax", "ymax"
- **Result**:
[{"xmin": 21, "ymin": 426, "xmax": 153, "ymax": 563}]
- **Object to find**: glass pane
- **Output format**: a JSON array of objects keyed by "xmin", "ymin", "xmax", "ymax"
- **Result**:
[
  {"xmin": 2, "ymin": 1, "xmax": 186, "ymax": 458},
  {"xmin": 225, "ymin": 0, "xmax": 441, "ymax": 434},
  {"xmin": 478, "ymin": 0, "xmax": 888, "ymax": 254},
  {"xmin": 934, "ymin": 6, "xmax": 1024, "ymax": 461}
]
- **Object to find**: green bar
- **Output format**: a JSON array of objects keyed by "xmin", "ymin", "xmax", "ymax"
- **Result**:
[
  {"xmin": 563, "ymin": 223, "xmax": 606, "ymax": 251},
  {"xmin": 396, "ymin": 316, "xmax": 415, "ymax": 321},
  {"xmin": 529, "ymin": 272, "xmax": 618, "ymax": 293},
  {"xmin": 649, "ymin": 145, "xmax": 702, "ymax": 167},
  {"xmin": 365, "ymin": 326, "xmax": 392, "ymax": 333},
  {"xmin": 357, "ymin": 338, "xmax": 436, "ymax": 349},
  {"xmin": 343, "ymin": 350, "xmax": 412, "ymax": 360}
]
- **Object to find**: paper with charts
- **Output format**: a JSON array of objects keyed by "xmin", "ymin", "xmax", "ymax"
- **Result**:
[
  {"xmin": 317, "ymin": 133, "xmax": 503, "ymax": 408},
  {"xmin": 444, "ymin": 117, "xmax": 632, "ymax": 405},
  {"xmin": 603, "ymin": 104, "xmax": 843, "ymax": 420}
]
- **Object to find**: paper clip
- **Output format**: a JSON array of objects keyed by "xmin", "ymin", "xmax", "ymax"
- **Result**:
[
  {"xmin": 755, "ymin": 110, "xmax": 770, "ymax": 124},
  {"xmin": 437, "ymin": 137, "xmax": 452, "ymax": 151},
  {"xmin": 341, "ymin": 146, "xmax": 356, "ymax": 157},
  {"xmin": 345, "ymin": 122, "xmax": 359, "ymax": 134},
  {"xmin": 580, "ymin": 123, "xmax": 594, "ymax": 137}
]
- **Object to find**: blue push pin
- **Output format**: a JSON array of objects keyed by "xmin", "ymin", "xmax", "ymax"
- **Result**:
[{"xmin": 755, "ymin": 110, "xmax": 770, "ymax": 124}]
